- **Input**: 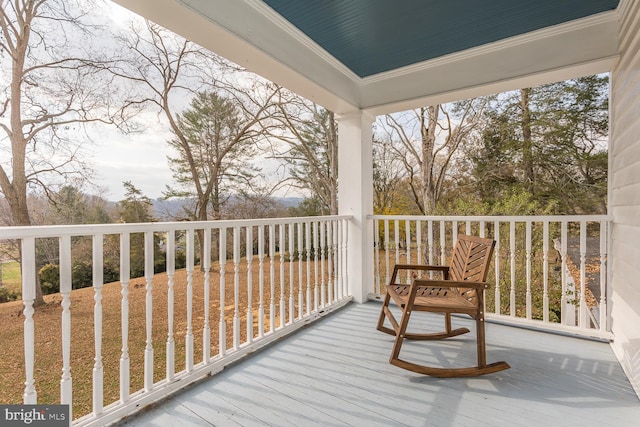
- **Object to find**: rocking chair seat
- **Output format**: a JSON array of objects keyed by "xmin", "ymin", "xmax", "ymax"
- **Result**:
[{"xmin": 377, "ymin": 234, "xmax": 510, "ymax": 377}]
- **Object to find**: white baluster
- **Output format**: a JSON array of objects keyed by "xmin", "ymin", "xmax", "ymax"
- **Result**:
[
  {"xmin": 341, "ymin": 218, "xmax": 348, "ymax": 298},
  {"xmin": 60, "ymin": 236, "xmax": 73, "ymax": 413},
  {"xmin": 279, "ymin": 224, "xmax": 286, "ymax": 328},
  {"xmin": 416, "ymin": 220, "xmax": 422, "ymax": 265},
  {"xmin": 427, "ymin": 220, "xmax": 434, "ymax": 264},
  {"xmin": 494, "ymin": 221, "xmax": 501, "ymax": 315},
  {"xmin": 305, "ymin": 221, "xmax": 312, "ymax": 315},
  {"xmin": 427, "ymin": 221, "xmax": 434, "ymax": 278},
  {"xmin": 246, "ymin": 226, "xmax": 254, "ymax": 343},
  {"xmin": 320, "ymin": 221, "xmax": 327, "ymax": 308},
  {"xmin": 453, "ymin": 220, "xmax": 458, "ymax": 245},
  {"xmin": 313, "ymin": 221, "xmax": 319, "ymax": 311},
  {"xmin": 144, "ymin": 231, "xmax": 154, "ymax": 389},
  {"xmin": 233, "ymin": 227, "xmax": 241, "ymax": 349},
  {"xmin": 526, "ymin": 221, "xmax": 532, "ymax": 320},
  {"xmin": 394, "ymin": 219, "xmax": 400, "ymax": 270},
  {"xmin": 479, "ymin": 221, "xmax": 486, "ymax": 313},
  {"xmin": 203, "ymin": 228, "xmax": 211, "ymax": 362},
  {"xmin": 269, "ymin": 225, "xmax": 276, "ymax": 332},
  {"xmin": 543, "ymin": 222, "xmax": 550, "ymax": 323},
  {"xmin": 327, "ymin": 221, "xmax": 334, "ymax": 304},
  {"xmin": 219, "ymin": 228, "xmax": 227, "ymax": 356},
  {"xmin": 184, "ymin": 229, "xmax": 194, "ymax": 371},
  {"xmin": 439, "ymin": 221, "xmax": 446, "ymax": 265},
  {"xmin": 509, "ymin": 222, "xmax": 516, "ymax": 317},
  {"xmin": 333, "ymin": 220, "xmax": 343, "ymax": 301},
  {"xmin": 405, "ymin": 220, "xmax": 411, "ymax": 267},
  {"xmin": 165, "ymin": 231, "xmax": 175, "ymax": 381},
  {"xmin": 258, "ymin": 225, "xmax": 265, "ymax": 337},
  {"xmin": 289, "ymin": 223, "xmax": 295, "ymax": 323},
  {"xmin": 384, "ymin": 219, "xmax": 390, "ymax": 286},
  {"xmin": 374, "ymin": 219, "xmax": 380, "ymax": 294},
  {"xmin": 451, "ymin": 226, "xmax": 458, "ymax": 253},
  {"xmin": 21, "ymin": 237, "xmax": 37, "ymax": 404},
  {"xmin": 599, "ymin": 221, "xmax": 608, "ymax": 331},
  {"xmin": 560, "ymin": 221, "xmax": 571, "ymax": 325},
  {"xmin": 119, "ymin": 233, "xmax": 130, "ymax": 403},
  {"xmin": 579, "ymin": 221, "xmax": 588, "ymax": 328},
  {"xmin": 93, "ymin": 234, "xmax": 104, "ymax": 414},
  {"xmin": 297, "ymin": 222, "xmax": 303, "ymax": 319},
  {"xmin": 334, "ymin": 220, "xmax": 341, "ymax": 299}
]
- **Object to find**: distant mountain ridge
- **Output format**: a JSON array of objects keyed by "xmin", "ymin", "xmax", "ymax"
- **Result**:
[{"xmin": 151, "ymin": 196, "xmax": 303, "ymax": 221}]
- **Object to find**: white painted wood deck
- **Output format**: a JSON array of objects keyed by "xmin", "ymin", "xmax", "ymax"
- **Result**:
[{"xmin": 116, "ymin": 302, "xmax": 640, "ymax": 427}]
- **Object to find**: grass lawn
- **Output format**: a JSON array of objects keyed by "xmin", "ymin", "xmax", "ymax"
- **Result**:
[{"xmin": 1, "ymin": 261, "xmax": 21, "ymax": 298}]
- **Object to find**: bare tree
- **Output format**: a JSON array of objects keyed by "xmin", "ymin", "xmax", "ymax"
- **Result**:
[
  {"xmin": 382, "ymin": 99, "xmax": 488, "ymax": 214},
  {"xmin": 166, "ymin": 89, "xmax": 278, "ymax": 221},
  {"xmin": 372, "ymin": 136, "xmax": 407, "ymax": 214},
  {"xmin": 0, "ymin": 0, "xmax": 132, "ymax": 304},
  {"xmin": 111, "ymin": 21, "xmax": 208, "ymax": 216},
  {"xmin": 270, "ymin": 90, "xmax": 338, "ymax": 215},
  {"xmin": 113, "ymin": 21, "xmax": 279, "ymax": 222}
]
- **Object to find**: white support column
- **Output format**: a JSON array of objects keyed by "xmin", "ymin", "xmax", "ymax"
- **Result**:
[{"xmin": 337, "ymin": 110, "xmax": 374, "ymax": 303}]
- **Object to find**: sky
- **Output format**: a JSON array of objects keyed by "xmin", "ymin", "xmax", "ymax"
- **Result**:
[
  {"xmin": 89, "ymin": 113, "xmax": 175, "ymax": 201},
  {"xmin": 86, "ymin": 3, "xmax": 175, "ymax": 201},
  {"xmin": 86, "ymin": 2, "xmax": 299, "ymax": 202}
]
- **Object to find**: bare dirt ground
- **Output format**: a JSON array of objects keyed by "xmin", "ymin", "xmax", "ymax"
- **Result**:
[{"xmin": 0, "ymin": 260, "xmax": 324, "ymax": 419}]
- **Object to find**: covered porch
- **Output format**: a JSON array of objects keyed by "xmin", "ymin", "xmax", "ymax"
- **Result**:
[
  {"xmin": 5, "ymin": 0, "xmax": 640, "ymax": 425},
  {"xmin": 118, "ymin": 302, "xmax": 639, "ymax": 427}
]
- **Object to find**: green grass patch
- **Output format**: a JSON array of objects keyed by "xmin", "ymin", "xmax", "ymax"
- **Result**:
[{"xmin": 1, "ymin": 261, "xmax": 21, "ymax": 297}]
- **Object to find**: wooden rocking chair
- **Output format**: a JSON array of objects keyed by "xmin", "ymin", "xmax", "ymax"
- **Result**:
[{"xmin": 377, "ymin": 234, "xmax": 510, "ymax": 377}]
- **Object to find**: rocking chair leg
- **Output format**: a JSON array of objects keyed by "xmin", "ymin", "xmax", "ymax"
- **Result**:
[
  {"xmin": 444, "ymin": 313, "xmax": 452, "ymax": 334},
  {"xmin": 390, "ymin": 305, "xmax": 412, "ymax": 363},
  {"xmin": 377, "ymin": 291, "xmax": 397, "ymax": 336},
  {"xmin": 476, "ymin": 313, "xmax": 487, "ymax": 367},
  {"xmin": 376, "ymin": 292, "xmax": 391, "ymax": 329}
]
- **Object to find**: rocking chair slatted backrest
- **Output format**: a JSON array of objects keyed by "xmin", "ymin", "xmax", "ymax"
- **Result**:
[{"xmin": 449, "ymin": 236, "xmax": 495, "ymax": 304}]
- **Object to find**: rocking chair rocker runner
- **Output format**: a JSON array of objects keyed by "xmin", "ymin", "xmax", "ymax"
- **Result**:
[{"xmin": 377, "ymin": 234, "xmax": 510, "ymax": 377}]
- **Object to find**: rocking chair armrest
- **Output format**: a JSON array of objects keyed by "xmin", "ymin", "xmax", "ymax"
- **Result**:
[
  {"xmin": 412, "ymin": 278, "xmax": 490, "ymax": 290},
  {"xmin": 393, "ymin": 264, "xmax": 450, "ymax": 273}
]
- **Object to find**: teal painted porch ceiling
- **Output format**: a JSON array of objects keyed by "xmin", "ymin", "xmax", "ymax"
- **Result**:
[{"xmin": 262, "ymin": 0, "xmax": 620, "ymax": 78}]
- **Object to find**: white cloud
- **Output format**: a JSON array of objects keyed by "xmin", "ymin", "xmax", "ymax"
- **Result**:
[{"xmin": 90, "ymin": 121, "xmax": 175, "ymax": 201}]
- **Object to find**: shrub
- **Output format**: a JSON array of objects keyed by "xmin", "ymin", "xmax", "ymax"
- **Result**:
[
  {"xmin": 72, "ymin": 261, "xmax": 93, "ymax": 289},
  {"xmin": 39, "ymin": 263, "xmax": 60, "ymax": 294},
  {"xmin": 0, "ymin": 285, "xmax": 20, "ymax": 303}
]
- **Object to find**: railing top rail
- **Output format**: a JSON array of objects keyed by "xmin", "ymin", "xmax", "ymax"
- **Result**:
[
  {"xmin": 370, "ymin": 214, "xmax": 612, "ymax": 222},
  {"xmin": 0, "ymin": 215, "xmax": 353, "ymax": 240}
]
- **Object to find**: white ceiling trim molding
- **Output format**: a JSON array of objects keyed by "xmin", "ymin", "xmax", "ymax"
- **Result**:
[
  {"xmin": 364, "ymin": 56, "xmax": 619, "ymax": 117},
  {"xmin": 363, "ymin": 10, "xmax": 620, "ymax": 84},
  {"xmin": 244, "ymin": 0, "xmax": 361, "ymax": 83}
]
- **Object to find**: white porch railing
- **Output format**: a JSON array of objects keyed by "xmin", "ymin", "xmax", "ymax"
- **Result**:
[
  {"xmin": 371, "ymin": 215, "xmax": 612, "ymax": 339},
  {"xmin": 0, "ymin": 215, "xmax": 351, "ymax": 426}
]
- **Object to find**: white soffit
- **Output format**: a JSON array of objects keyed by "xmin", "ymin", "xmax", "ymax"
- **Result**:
[
  {"xmin": 112, "ymin": 0, "xmax": 620, "ymax": 116},
  {"xmin": 362, "ymin": 11, "xmax": 621, "ymax": 115}
]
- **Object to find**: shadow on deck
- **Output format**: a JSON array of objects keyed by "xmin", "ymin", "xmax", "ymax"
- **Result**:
[{"xmin": 117, "ymin": 302, "xmax": 639, "ymax": 426}]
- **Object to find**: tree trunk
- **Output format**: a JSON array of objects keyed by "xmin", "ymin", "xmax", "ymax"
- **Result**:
[
  {"xmin": 521, "ymin": 88, "xmax": 534, "ymax": 193},
  {"xmin": 328, "ymin": 111, "xmax": 338, "ymax": 215},
  {"xmin": 420, "ymin": 106, "xmax": 439, "ymax": 215}
]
